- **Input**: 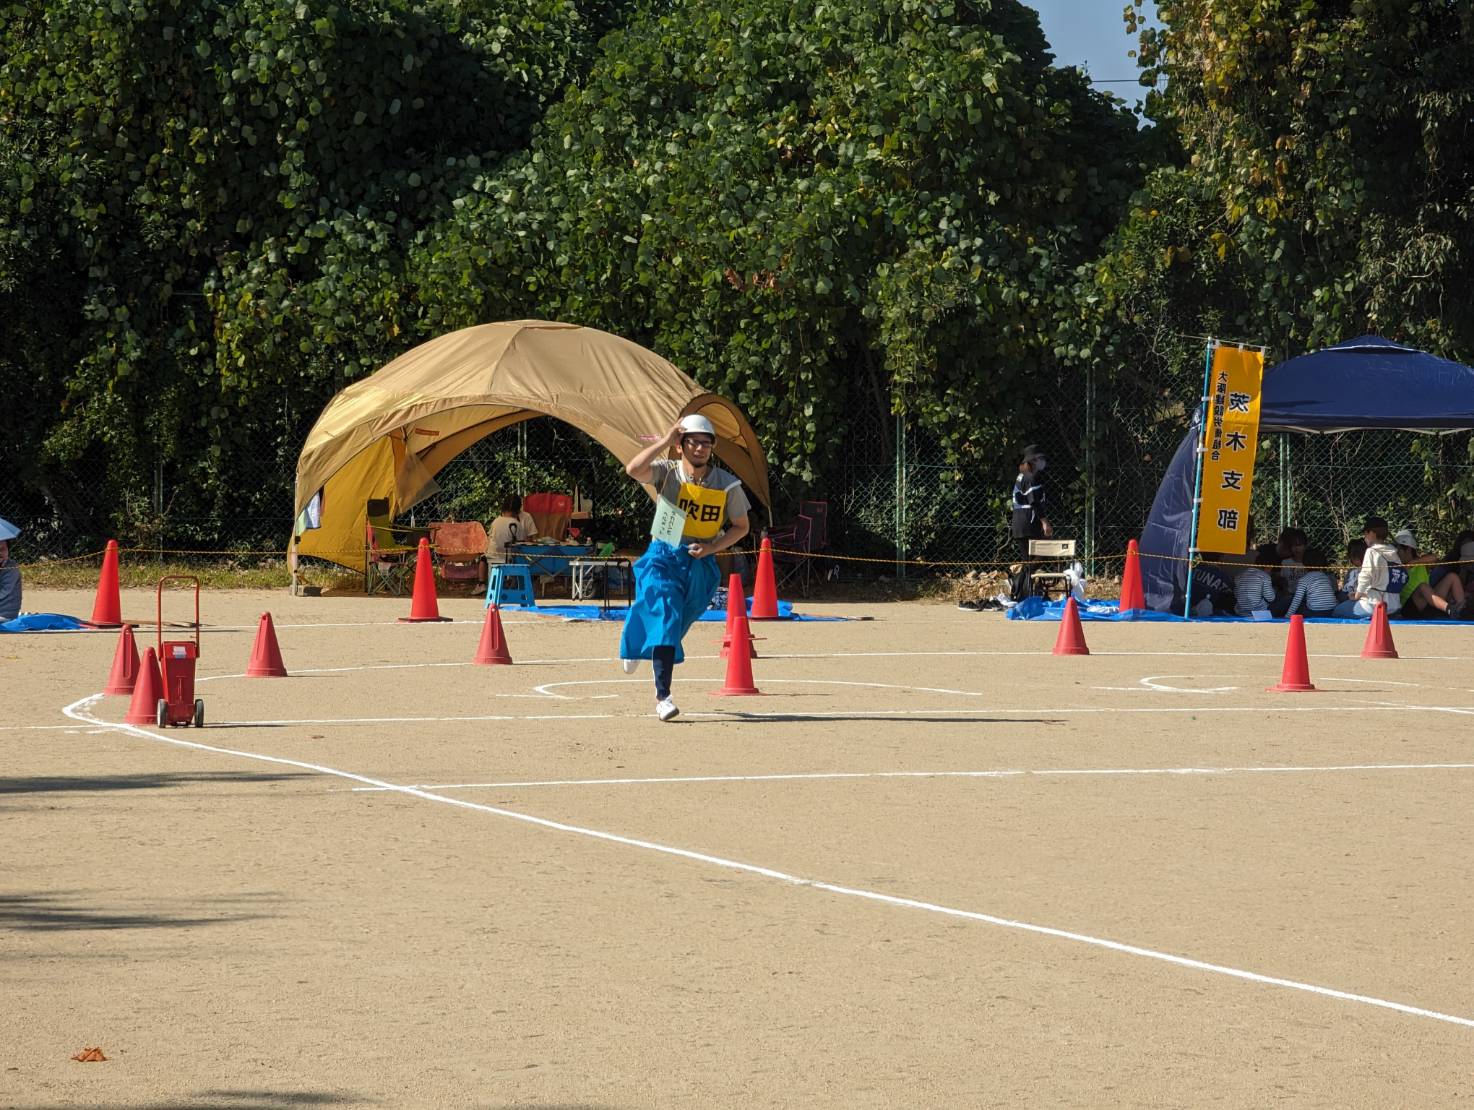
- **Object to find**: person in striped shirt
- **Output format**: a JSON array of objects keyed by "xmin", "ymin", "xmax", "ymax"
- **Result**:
[
  {"xmin": 1234, "ymin": 543, "xmax": 1279, "ymax": 616},
  {"xmin": 1284, "ymin": 548, "xmax": 1338, "ymax": 618}
]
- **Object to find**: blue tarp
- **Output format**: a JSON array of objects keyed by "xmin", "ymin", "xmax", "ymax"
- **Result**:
[
  {"xmin": 497, "ymin": 599, "xmax": 843, "ymax": 622},
  {"xmin": 0, "ymin": 613, "xmax": 87, "ymax": 633},
  {"xmin": 1005, "ymin": 596, "xmax": 1474, "ymax": 624},
  {"xmin": 1141, "ymin": 336, "xmax": 1474, "ymax": 611}
]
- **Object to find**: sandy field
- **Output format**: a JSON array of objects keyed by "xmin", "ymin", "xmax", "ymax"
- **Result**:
[{"xmin": 3, "ymin": 586, "xmax": 1473, "ymax": 1108}]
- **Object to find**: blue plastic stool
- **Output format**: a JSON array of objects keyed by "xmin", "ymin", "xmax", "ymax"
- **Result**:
[{"xmin": 485, "ymin": 563, "xmax": 536, "ymax": 608}]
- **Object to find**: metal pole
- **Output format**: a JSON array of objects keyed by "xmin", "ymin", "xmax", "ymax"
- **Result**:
[
  {"xmin": 1282, "ymin": 433, "xmax": 1292, "ymax": 532},
  {"xmin": 1085, "ymin": 360, "xmax": 1097, "ymax": 574},
  {"xmin": 894, "ymin": 412, "xmax": 907, "ymax": 579},
  {"xmin": 1183, "ymin": 340, "xmax": 1216, "ymax": 620},
  {"xmin": 155, "ymin": 457, "xmax": 164, "ymax": 567}
]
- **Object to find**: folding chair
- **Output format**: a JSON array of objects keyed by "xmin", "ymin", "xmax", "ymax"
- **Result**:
[
  {"xmin": 523, "ymin": 491, "xmax": 573, "ymax": 541},
  {"xmin": 798, "ymin": 499, "xmax": 830, "ymax": 580},
  {"xmin": 1027, "ymin": 539, "xmax": 1077, "ymax": 600},
  {"xmin": 798, "ymin": 500, "xmax": 829, "ymax": 552},
  {"xmin": 364, "ymin": 499, "xmax": 417, "ymax": 596},
  {"xmin": 769, "ymin": 515, "xmax": 815, "ymax": 597},
  {"xmin": 429, "ymin": 521, "xmax": 488, "ymax": 592}
]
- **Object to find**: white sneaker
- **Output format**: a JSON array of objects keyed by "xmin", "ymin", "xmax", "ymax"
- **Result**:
[
  {"xmin": 621, "ymin": 658, "xmax": 640, "ymax": 674},
  {"xmin": 656, "ymin": 697, "xmax": 679, "ymax": 722}
]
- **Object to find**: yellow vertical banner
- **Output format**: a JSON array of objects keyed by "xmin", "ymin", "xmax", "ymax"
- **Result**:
[{"xmin": 1194, "ymin": 344, "xmax": 1265, "ymax": 553}]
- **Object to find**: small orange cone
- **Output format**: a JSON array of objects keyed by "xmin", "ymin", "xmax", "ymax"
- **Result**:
[
  {"xmin": 1361, "ymin": 601, "xmax": 1399, "ymax": 659},
  {"xmin": 245, "ymin": 612, "xmax": 289, "ymax": 677},
  {"xmin": 1052, "ymin": 596, "xmax": 1090, "ymax": 656},
  {"xmin": 719, "ymin": 572, "xmax": 757, "ymax": 659},
  {"xmin": 89, "ymin": 539, "xmax": 123, "ymax": 628},
  {"xmin": 750, "ymin": 535, "xmax": 779, "ymax": 620},
  {"xmin": 71, "ymin": 1047, "xmax": 107, "ymax": 1063},
  {"xmin": 474, "ymin": 605, "xmax": 514, "ymax": 665},
  {"xmin": 399, "ymin": 538, "xmax": 451, "ymax": 622},
  {"xmin": 103, "ymin": 624, "xmax": 140, "ymax": 695},
  {"xmin": 1269, "ymin": 613, "xmax": 1317, "ymax": 691},
  {"xmin": 124, "ymin": 647, "xmax": 164, "ymax": 724},
  {"xmin": 712, "ymin": 607, "xmax": 763, "ymax": 695},
  {"xmin": 1120, "ymin": 539, "xmax": 1146, "ymax": 615}
]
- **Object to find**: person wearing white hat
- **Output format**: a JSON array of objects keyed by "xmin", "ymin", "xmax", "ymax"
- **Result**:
[
  {"xmin": 619, "ymin": 414, "xmax": 751, "ymax": 721},
  {"xmin": 1393, "ymin": 527, "xmax": 1464, "ymax": 619},
  {"xmin": 0, "ymin": 517, "xmax": 22, "ymax": 622}
]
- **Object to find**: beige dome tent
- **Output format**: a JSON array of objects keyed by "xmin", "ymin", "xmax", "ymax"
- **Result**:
[{"xmin": 290, "ymin": 320, "xmax": 772, "ymax": 574}]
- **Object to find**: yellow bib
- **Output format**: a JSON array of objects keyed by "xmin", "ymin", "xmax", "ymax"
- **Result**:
[{"xmin": 676, "ymin": 481, "xmax": 728, "ymax": 540}]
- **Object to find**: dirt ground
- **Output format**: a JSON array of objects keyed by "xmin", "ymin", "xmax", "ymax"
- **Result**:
[{"xmin": 3, "ymin": 586, "xmax": 1473, "ymax": 1108}]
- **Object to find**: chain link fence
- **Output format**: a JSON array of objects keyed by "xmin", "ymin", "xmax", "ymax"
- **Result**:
[{"xmin": 9, "ymin": 370, "xmax": 1474, "ymax": 586}]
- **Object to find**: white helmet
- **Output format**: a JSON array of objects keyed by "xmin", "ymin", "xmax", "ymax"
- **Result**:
[{"xmin": 678, "ymin": 414, "xmax": 716, "ymax": 438}]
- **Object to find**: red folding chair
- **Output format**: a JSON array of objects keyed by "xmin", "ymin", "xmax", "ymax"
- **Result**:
[{"xmin": 522, "ymin": 491, "xmax": 573, "ymax": 541}]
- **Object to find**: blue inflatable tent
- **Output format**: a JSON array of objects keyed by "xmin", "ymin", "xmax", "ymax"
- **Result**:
[{"xmin": 1140, "ymin": 336, "xmax": 1474, "ymax": 611}]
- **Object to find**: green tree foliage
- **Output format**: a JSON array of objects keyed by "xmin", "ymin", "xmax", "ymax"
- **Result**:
[
  {"xmin": 1129, "ymin": 0, "xmax": 1474, "ymax": 357},
  {"xmin": 0, "ymin": 0, "xmax": 619, "ymax": 540},
  {"xmin": 408, "ymin": 0, "xmax": 1146, "ymax": 484}
]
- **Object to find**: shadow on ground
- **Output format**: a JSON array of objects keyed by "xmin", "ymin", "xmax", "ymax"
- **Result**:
[
  {"xmin": 0, "ymin": 891, "xmax": 284, "ymax": 933},
  {"xmin": 0, "ymin": 770, "xmax": 311, "ymax": 801},
  {"xmin": 133, "ymin": 1092, "xmax": 369, "ymax": 1109}
]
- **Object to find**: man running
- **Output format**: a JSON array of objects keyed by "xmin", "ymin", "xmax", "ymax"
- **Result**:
[{"xmin": 620, "ymin": 415, "xmax": 751, "ymax": 721}]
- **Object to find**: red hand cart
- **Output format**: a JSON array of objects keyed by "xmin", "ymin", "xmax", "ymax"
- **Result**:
[{"xmin": 155, "ymin": 575, "xmax": 204, "ymax": 728}]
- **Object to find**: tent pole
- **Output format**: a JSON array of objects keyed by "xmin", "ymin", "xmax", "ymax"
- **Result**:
[{"xmin": 1183, "ymin": 340, "xmax": 1216, "ymax": 620}]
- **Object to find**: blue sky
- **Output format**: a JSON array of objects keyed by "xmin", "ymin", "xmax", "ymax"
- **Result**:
[{"xmin": 1027, "ymin": 1, "xmax": 1160, "ymax": 109}]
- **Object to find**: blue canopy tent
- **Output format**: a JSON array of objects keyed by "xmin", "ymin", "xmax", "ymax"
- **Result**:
[{"xmin": 1140, "ymin": 336, "xmax": 1474, "ymax": 611}]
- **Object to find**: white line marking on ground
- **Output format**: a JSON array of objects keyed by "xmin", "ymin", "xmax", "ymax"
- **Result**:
[
  {"xmin": 780, "ymin": 649, "xmax": 1469, "ymax": 662},
  {"xmin": 36, "ymin": 700, "xmax": 1474, "ymax": 733},
  {"xmin": 198, "ymin": 655, "xmax": 623, "ymax": 682},
  {"xmin": 346, "ymin": 761, "xmax": 1474, "ymax": 793},
  {"xmin": 58, "ymin": 695, "xmax": 1474, "ymax": 1031},
  {"xmin": 530, "ymin": 677, "xmax": 988, "ymax": 700},
  {"xmin": 1369, "ymin": 701, "xmax": 1474, "ymax": 717}
]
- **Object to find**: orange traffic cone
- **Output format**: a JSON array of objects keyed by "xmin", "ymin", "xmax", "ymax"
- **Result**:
[
  {"xmin": 245, "ymin": 612, "xmax": 288, "ymax": 677},
  {"xmin": 474, "ymin": 605, "xmax": 514, "ymax": 665},
  {"xmin": 124, "ymin": 647, "xmax": 164, "ymax": 724},
  {"xmin": 399, "ymin": 538, "xmax": 451, "ymax": 623},
  {"xmin": 1269, "ymin": 614, "xmax": 1317, "ymax": 691},
  {"xmin": 89, "ymin": 539, "xmax": 122, "ymax": 628},
  {"xmin": 1052, "ymin": 596, "xmax": 1090, "ymax": 656},
  {"xmin": 719, "ymin": 572, "xmax": 757, "ymax": 659},
  {"xmin": 750, "ymin": 535, "xmax": 779, "ymax": 620},
  {"xmin": 1119, "ymin": 539, "xmax": 1146, "ymax": 615},
  {"xmin": 1361, "ymin": 601, "xmax": 1399, "ymax": 659},
  {"xmin": 103, "ymin": 624, "xmax": 140, "ymax": 696},
  {"xmin": 712, "ymin": 607, "xmax": 763, "ymax": 695}
]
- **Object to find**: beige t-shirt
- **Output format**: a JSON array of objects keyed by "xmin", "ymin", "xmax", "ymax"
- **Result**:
[{"xmin": 485, "ymin": 511, "xmax": 537, "ymax": 562}]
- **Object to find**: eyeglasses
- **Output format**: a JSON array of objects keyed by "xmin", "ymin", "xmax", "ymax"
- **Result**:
[{"xmin": 682, "ymin": 437, "xmax": 715, "ymax": 448}]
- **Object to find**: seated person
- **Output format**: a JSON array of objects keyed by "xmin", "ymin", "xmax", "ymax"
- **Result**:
[
  {"xmin": 1275, "ymin": 527, "xmax": 1308, "ymax": 594},
  {"xmin": 485, "ymin": 495, "xmax": 538, "ymax": 564},
  {"xmin": 1332, "ymin": 516, "xmax": 1403, "ymax": 618},
  {"xmin": 1189, "ymin": 555, "xmax": 1239, "ymax": 616},
  {"xmin": 1338, "ymin": 538, "xmax": 1367, "ymax": 602},
  {"xmin": 1234, "ymin": 543, "xmax": 1281, "ymax": 617},
  {"xmin": 1283, "ymin": 548, "xmax": 1337, "ymax": 619},
  {"xmin": 1394, "ymin": 528, "xmax": 1464, "ymax": 620},
  {"xmin": 1435, "ymin": 528, "xmax": 1474, "ymax": 593},
  {"xmin": 0, "ymin": 524, "xmax": 20, "ymax": 622}
]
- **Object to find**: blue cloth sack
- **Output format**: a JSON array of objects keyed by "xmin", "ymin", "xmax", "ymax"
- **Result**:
[{"xmin": 619, "ymin": 540, "xmax": 721, "ymax": 663}]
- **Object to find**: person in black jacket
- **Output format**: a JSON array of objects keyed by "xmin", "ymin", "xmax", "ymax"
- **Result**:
[{"xmin": 1008, "ymin": 445, "xmax": 1052, "ymax": 602}]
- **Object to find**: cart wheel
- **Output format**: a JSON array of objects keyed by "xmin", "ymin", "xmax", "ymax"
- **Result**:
[
  {"xmin": 193, "ymin": 699, "xmax": 205, "ymax": 728},
  {"xmin": 155, "ymin": 699, "xmax": 168, "ymax": 729}
]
